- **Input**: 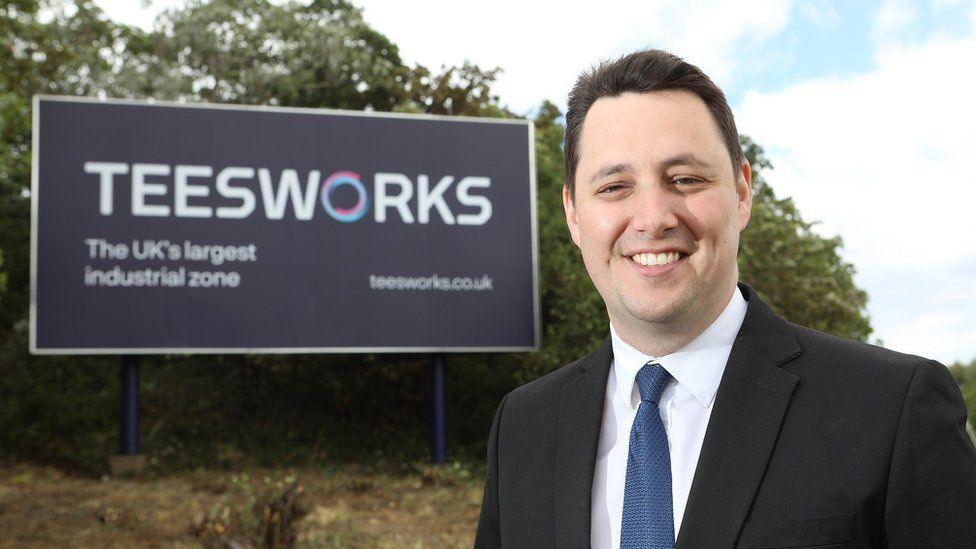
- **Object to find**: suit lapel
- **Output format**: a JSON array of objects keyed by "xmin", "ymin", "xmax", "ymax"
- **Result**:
[
  {"xmin": 554, "ymin": 337, "xmax": 613, "ymax": 549},
  {"xmin": 676, "ymin": 284, "xmax": 802, "ymax": 549}
]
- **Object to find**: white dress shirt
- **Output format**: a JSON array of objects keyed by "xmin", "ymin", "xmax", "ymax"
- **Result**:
[{"xmin": 590, "ymin": 287, "xmax": 748, "ymax": 549}]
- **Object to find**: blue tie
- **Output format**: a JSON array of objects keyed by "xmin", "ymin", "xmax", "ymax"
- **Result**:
[{"xmin": 620, "ymin": 362, "xmax": 675, "ymax": 549}]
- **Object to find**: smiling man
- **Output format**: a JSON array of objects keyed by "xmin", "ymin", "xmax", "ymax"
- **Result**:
[
  {"xmin": 475, "ymin": 50, "xmax": 976, "ymax": 549},
  {"xmin": 567, "ymin": 89, "xmax": 750, "ymax": 358}
]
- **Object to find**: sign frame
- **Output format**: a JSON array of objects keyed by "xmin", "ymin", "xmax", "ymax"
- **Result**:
[{"xmin": 29, "ymin": 95, "xmax": 540, "ymax": 355}]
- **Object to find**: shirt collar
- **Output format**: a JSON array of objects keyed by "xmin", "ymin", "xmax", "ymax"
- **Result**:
[{"xmin": 610, "ymin": 286, "xmax": 748, "ymax": 409}]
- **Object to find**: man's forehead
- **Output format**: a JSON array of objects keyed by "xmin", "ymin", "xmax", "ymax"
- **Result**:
[
  {"xmin": 583, "ymin": 90, "xmax": 711, "ymax": 128},
  {"xmin": 577, "ymin": 90, "xmax": 729, "ymax": 173}
]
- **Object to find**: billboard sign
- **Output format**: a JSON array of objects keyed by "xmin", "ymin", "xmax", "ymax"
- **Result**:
[{"xmin": 30, "ymin": 96, "xmax": 538, "ymax": 354}]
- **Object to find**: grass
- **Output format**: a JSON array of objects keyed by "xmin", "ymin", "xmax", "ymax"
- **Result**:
[{"xmin": 0, "ymin": 461, "xmax": 484, "ymax": 548}]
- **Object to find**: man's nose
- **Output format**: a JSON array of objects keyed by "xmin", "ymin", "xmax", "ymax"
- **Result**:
[{"xmin": 629, "ymin": 183, "xmax": 680, "ymax": 237}]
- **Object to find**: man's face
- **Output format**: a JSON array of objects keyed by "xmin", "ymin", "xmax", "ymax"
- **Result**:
[{"xmin": 563, "ymin": 90, "xmax": 752, "ymax": 338}]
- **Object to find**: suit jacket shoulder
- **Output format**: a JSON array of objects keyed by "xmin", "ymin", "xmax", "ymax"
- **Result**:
[
  {"xmin": 694, "ymin": 293, "xmax": 976, "ymax": 549},
  {"xmin": 505, "ymin": 343, "xmax": 607, "ymax": 408},
  {"xmin": 787, "ymin": 318, "xmax": 928, "ymax": 373},
  {"xmin": 475, "ymin": 337, "xmax": 613, "ymax": 548},
  {"xmin": 775, "ymin": 321, "xmax": 929, "ymax": 408}
]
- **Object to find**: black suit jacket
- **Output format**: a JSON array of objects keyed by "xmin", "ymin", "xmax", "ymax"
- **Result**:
[{"xmin": 475, "ymin": 284, "xmax": 976, "ymax": 548}]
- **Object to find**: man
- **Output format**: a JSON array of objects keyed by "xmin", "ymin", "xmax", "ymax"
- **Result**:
[{"xmin": 474, "ymin": 49, "xmax": 976, "ymax": 549}]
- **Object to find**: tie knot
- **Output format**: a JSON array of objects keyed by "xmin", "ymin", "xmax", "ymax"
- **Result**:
[{"xmin": 636, "ymin": 362, "xmax": 671, "ymax": 404}]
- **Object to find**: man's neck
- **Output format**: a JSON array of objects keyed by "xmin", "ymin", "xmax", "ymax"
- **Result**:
[{"xmin": 610, "ymin": 284, "xmax": 739, "ymax": 357}]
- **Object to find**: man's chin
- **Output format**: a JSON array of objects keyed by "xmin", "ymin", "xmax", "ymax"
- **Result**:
[{"xmin": 618, "ymin": 294, "xmax": 694, "ymax": 327}]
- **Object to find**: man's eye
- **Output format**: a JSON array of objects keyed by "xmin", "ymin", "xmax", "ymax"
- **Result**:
[
  {"xmin": 673, "ymin": 176, "xmax": 703, "ymax": 185},
  {"xmin": 599, "ymin": 183, "xmax": 625, "ymax": 193}
]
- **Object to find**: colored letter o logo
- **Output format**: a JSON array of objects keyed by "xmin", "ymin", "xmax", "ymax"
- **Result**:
[{"xmin": 321, "ymin": 171, "xmax": 367, "ymax": 222}]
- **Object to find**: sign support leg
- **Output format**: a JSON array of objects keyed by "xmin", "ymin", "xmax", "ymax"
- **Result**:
[
  {"xmin": 110, "ymin": 355, "xmax": 146, "ymax": 476},
  {"xmin": 121, "ymin": 355, "xmax": 140, "ymax": 454},
  {"xmin": 429, "ymin": 354, "xmax": 448, "ymax": 463}
]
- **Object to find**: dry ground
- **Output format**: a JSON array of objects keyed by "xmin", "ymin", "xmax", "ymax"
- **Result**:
[{"xmin": 0, "ymin": 462, "xmax": 483, "ymax": 548}]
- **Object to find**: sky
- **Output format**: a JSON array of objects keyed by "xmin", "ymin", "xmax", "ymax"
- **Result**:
[{"xmin": 95, "ymin": 0, "xmax": 976, "ymax": 365}]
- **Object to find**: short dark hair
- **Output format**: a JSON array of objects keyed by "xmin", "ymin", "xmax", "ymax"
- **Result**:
[{"xmin": 564, "ymin": 49, "xmax": 743, "ymax": 200}]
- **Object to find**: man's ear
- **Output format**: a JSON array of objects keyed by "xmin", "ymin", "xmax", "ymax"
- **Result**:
[
  {"xmin": 563, "ymin": 185, "xmax": 582, "ymax": 247},
  {"xmin": 736, "ymin": 158, "xmax": 753, "ymax": 231}
]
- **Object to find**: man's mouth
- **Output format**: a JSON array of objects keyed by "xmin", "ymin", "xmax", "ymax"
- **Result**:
[{"xmin": 629, "ymin": 251, "xmax": 684, "ymax": 267}]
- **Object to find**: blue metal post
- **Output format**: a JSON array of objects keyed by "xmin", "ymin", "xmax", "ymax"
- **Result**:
[
  {"xmin": 429, "ymin": 354, "xmax": 448, "ymax": 463},
  {"xmin": 121, "ymin": 355, "xmax": 140, "ymax": 455}
]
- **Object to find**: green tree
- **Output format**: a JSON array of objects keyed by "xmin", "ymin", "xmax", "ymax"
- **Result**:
[
  {"xmin": 949, "ymin": 358, "xmax": 976, "ymax": 429},
  {"xmin": 738, "ymin": 136, "xmax": 873, "ymax": 341},
  {"xmin": 1, "ymin": 0, "xmax": 130, "ymax": 472},
  {"xmin": 511, "ymin": 101, "xmax": 607, "ymax": 382},
  {"xmin": 111, "ymin": 0, "xmax": 407, "ymax": 108},
  {"xmin": 104, "ymin": 0, "xmax": 508, "ymax": 117}
]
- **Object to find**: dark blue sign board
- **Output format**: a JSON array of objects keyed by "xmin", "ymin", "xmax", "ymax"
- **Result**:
[{"xmin": 30, "ymin": 96, "xmax": 538, "ymax": 354}]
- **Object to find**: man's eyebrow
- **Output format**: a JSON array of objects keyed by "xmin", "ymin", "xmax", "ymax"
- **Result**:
[
  {"xmin": 588, "ymin": 155, "xmax": 716, "ymax": 185},
  {"xmin": 658, "ymin": 153, "xmax": 715, "ymax": 171},
  {"xmin": 589, "ymin": 163, "xmax": 634, "ymax": 185}
]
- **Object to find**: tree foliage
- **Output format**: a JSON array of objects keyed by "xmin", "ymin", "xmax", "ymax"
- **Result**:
[
  {"xmin": 949, "ymin": 358, "xmax": 976, "ymax": 430},
  {"xmin": 738, "ymin": 136, "xmax": 872, "ymax": 342},
  {"xmin": 103, "ymin": 0, "xmax": 507, "ymax": 117},
  {"xmin": 1, "ymin": 0, "xmax": 882, "ymax": 473}
]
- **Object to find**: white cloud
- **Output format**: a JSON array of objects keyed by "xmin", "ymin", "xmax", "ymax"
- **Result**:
[
  {"xmin": 739, "ymin": 34, "xmax": 976, "ymax": 267},
  {"xmin": 882, "ymin": 310, "xmax": 976, "ymax": 364},
  {"xmin": 874, "ymin": 0, "xmax": 917, "ymax": 39},
  {"xmin": 932, "ymin": 286, "xmax": 976, "ymax": 305},
  {"xmin": 798, "ymin": 0, "xmax": 840, "ymax": 27},
  {"xmin": 737, "ymin": 31, "xmax": 976, "ymax": 361},
  {"xmin": 356, "ymin": 0, "xmax": 792, "ymax": 115}
]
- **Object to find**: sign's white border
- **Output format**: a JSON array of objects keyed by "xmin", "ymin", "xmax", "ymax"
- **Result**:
[{"xmin": 29, "ymin": 95, "xmax": 540, "ymax": 355}]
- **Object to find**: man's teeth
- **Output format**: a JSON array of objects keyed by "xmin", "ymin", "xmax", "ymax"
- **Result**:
[{"xmin": 631, "ymin": 252, "xmax": 682, "ymax": 267}]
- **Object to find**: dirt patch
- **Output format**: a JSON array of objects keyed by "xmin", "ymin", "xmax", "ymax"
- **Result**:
[{"xmin": 0, "ymin": 463, "xmax": 483, "ymax": 548}]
